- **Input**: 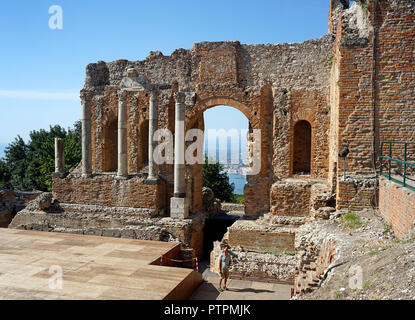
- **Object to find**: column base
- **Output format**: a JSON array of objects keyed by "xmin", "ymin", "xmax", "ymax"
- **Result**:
[
  {"xmin": 115, "ymin": 175, "xmax": 128, "ymax": 180},
  {"xmin": 52, "ymin": 172, "xmax": 67, "ymax": 179},
  {"xmin": 144, "ymin": 177, "xmax": 159, "ymax": 185},
  {"xmin": 170, "ymin": 197, "xmax": 189, "ymax": 219}
]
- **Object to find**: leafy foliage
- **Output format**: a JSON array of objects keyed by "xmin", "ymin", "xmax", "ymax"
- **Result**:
[
  {"xmin": 0, "ymin": 158, "xmax": 12, "ymax": 189},
  {"xmin": 0, "ymin": 121, "xmax": 82, "ymax": 191},
  {"xmin": 232, "ymin": 194, "xmax": 244, "ymax": 204},
  {"xmin": 202, "ymin": 156, "xmax": 235, "ymax": 202}
]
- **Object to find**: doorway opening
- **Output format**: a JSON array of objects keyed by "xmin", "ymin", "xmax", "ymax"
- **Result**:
[
  {"xmin": 103, "ymin": 119, "xmax": 118, "ymax": 172},
  {"xmin": 201, "ymin": 105, "xmax": 249, "ymax": 259},
  {"xmin": 293, "ymin": 120, "xmax": 312, "ymax": 175}
]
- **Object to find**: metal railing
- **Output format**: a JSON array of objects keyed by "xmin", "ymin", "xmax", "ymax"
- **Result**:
[{"xmin": 379, "ymin": 142, "xmax": 415, "ymax": 192}]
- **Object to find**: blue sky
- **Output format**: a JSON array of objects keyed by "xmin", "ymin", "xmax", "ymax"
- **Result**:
[{"xmin": 0, "ymin": 0, "xmax": 329, "ymax": 157}]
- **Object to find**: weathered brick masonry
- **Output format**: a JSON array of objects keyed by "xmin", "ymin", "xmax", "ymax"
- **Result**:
[
  {"xmin": 52, "ymin": 174, "xmax": 166, "ymax": 216},
  {"xmin": 293, "ymin": 239, "xmax": 336, "ymax": 295}
]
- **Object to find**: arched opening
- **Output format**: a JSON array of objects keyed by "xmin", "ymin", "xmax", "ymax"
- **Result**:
[
  {"xmin": 139, "ymin": 119, "xmax": 149, "ymax": 170},
  {"xmin": 201, "ymin": 105, "xmax": 249, "ymax": 259},
  {"xmin": 103, "ymin": 119, "xmax": 118, "ymax": 172},
  {"xmin": 293, "ymin": 120, "xmax": 312, "ymax": 175}
]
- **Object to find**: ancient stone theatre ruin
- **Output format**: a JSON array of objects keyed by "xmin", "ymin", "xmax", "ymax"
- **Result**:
[{"xmin": 9, "ymin": 0, "xmax": 415, "ymax": 295}]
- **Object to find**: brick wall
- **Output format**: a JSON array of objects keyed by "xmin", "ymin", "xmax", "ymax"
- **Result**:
[
  {"xmin": 333, "ymin": 1, "xmax": 415, "ymax": 203},
  {"xmin": 244, "ymin": 179, "xmax": 271, "ymax": 218},
  {"xmin": 293, "ymin": 239, "xmax": 336, "ymax": 295},
  {"xmin": 375, "ymin": 1, "xmax": 415, "ymax": 154},
  {"xmin": 336, "ymin": 176, "xmax": 376, "ymax": 211},
  {"xmin": 228, "ymin": 221, "xmax": 295, "ymax": 252},
  {"xmin": 379, "ymin": 177, "xmax": 415, "ymax": 240},
  {"xmin": 270, "ymin": 180, "xmax": 311, "ymax": 217}
]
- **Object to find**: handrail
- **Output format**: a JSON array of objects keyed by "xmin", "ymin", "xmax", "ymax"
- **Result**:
[{"xmin": 379, "ymin": 142, "xmax": 415, "ymax": 192}]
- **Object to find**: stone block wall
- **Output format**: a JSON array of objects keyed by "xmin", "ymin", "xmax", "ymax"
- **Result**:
[
  {"xmin": 270, "ymin": 179, "xmax": 312, "ymax": 217},
  {"xmin": 227, "ymin": 221, "xmax": 296, "ymax": 252},
  {"xmin": 52, "ymin": 174, "xmax": 166, "ymax": 216},
  {"xmin": 210, "ymin": 238, "xmax": 295, "ymax": 282},
  {"xmin": 379, "ymin": 177, "xmax": 415, "ymax": 240},
  {"xmin": 336, "ymin": 175, "xmax": 377, "ymax": 211}
]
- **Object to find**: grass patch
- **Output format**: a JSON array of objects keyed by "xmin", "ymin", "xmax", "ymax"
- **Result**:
[
  {"xmin": 362, "ymin": 280, "xmax": 371, "ymax": 290},
  {"xmin": 360, "ymin": 0, "xmax": 369, "ymax": 10},
  {"xmin": 368, "ymin": 249, "xmax": 379, "ymax": 256},
  {"xmin": 283, "ymin": 250, "xmax": 295, "ymax": 256},
  {"xmin": 383, "ymin": 223, "xmax": 392, "ymax": 235},
  {"xmin": 328, "ymin": 56, "xmax": 336, "ymax": 67},
  {"xmin": 232, "ymin": 194, "xmax": 244, "ymax": 204},
  {"xmin": 370, "ymin": 269, "xmax": 379, "ymax": 277},
  {"xmin": 395, "ymin": 235, "xmax": 415, "ymax": 245},
  {"xmin": 340, "ymin": 212, "xmax": 367, "ymax": 230},
  {"xmin": 266, "ymin": 247, "xmax": 295, "ymax": 256}
]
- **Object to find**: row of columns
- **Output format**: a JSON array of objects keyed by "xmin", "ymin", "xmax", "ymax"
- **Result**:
[{"xmin": 77, "ymin": 88, "xmax": 189, "ymax": 218}]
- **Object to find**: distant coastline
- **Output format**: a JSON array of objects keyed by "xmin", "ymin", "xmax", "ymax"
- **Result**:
[{"xmin": 228, "ymin": 173, "xmax": 246, "ymax": 195}]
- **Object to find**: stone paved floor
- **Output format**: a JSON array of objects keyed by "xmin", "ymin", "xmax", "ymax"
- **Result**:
[{"xmin": 189, "ymin": 260, "xmax": 292, "ymax": 300}]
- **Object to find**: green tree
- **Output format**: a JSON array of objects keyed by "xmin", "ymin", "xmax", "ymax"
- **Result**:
[
  {"xmin": 4, "ymin": 136, "xmax": 30, "ymax": 190},
  {"xmin": 1, "ymin": 121, "xmax": 82, "ymax": 192},
  {"xmin": 0, "ymin": 159, "xmax": 11, "ymax": 189},
  {"xmin": 202, "ymin": 156, "xmax": 235, "ymax": 202}
]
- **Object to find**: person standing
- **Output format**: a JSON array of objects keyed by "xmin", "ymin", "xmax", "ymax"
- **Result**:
[{"xmin": 218, "ymin": 246, "xmax": 231, "ymax": 291}]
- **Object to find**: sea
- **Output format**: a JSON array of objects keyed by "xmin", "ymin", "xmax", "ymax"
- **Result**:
[{"xmin": 228, "ymin": 173, "xmax": 246, "ymax": 195}]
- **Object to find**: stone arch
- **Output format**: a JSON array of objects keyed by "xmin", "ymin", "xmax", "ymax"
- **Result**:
[
  {"xmin": 292, "ymin": 120, "xmax": 312, "ymax": 175},
  {"xmin": 188, "ymin": 97, "xmax": 255, "ymax": 130},
  {"xmin": 186, "ymin": 96, "xmax": 268, "ymax": 218}
]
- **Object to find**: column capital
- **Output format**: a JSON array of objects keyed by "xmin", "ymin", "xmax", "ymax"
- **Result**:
[
  {"xmin": 174, "ymin": 92, "xmax": 185, "ymax": 104},
  {"xmin": 150, "ymin": 87, "xmax": 158, "ymax": 100},
  {"xmin": 118, "ymin": 90, "xmax": 127, "ymax": 102}
]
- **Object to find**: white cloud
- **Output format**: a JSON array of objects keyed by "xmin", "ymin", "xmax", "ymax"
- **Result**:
[{"xmin": 0, "ymin": 90, "xmax": 79, "ymax": 101}]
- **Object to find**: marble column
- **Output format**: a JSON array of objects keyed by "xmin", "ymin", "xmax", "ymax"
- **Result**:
[
  {"xmin": 170, "ymin": 92, "xmax": 189, "ymax": 218},
  {"xmin": 54, "ymin": 138, "xmax": 65, "ymax": 176},
  {"xmin": 117, "ymin": 90, "xmax": 128, "ymax": 178},
  {"xmin": 147, "ymin": 88, "xmax": 158, "ymax": 181},
  {"xmin": 81, "ymin": 92, "xmax": 92, "ymax": 178}
]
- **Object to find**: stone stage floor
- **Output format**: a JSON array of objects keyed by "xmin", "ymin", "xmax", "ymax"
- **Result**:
[{"xmin": 0, "ymin": 228, "xmax": 202, "ymax": 300}]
